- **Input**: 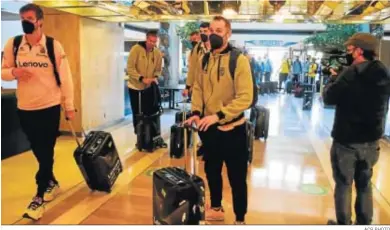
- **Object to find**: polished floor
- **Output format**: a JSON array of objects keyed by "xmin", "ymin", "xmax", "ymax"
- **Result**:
[{"xmin": 2, "ymin": 93, "xmax": 390, "ymax": 225}]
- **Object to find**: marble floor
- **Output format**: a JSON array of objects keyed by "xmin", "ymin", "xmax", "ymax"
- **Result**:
[{"xmin": 1, "ymin": 93, "xmax": 390, "ymax": 225}]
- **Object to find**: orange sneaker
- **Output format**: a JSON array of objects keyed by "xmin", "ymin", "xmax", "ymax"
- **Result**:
[{"xmin": 205, "ymin": 205, "xmax": 224, "ymax": 221}]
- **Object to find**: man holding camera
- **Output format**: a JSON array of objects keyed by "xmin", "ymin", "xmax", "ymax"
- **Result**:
[{"xmin": 323, "ymin": 33, "xmax": 390, "ymax": 225}]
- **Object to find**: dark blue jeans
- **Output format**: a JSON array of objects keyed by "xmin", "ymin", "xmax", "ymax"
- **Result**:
[{"xmin": 330, "ymin": 141, "xmax": 380, "ymax": 225}]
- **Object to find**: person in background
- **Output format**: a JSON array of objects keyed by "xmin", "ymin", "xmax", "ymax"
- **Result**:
[
  {"xmin": 182, "ymin": 22, "xmax": 211, "ymax": 156},
  {"xmin": 127, "ymin": 30, "xmax": 162, "ymax": 133},
  {"xmin": 278, "ymin": 55, "xmax": 290, "ymax": 90},
  {"xmin": 257, "ymin": 56, "xmax": 264, "ymax": 83},
  {"xmin": 189, "ymin": 31, "xmax": 200, "ymax": 47},
  {"xmin": 303, "ymin": 57, "xmax": 310, "ymax": 82},
  {"xmin": 183, "ymin": 22, "xmax": 211, "ymax": 98},
  {"xmin": 1, "ymin": 3, "xmax": 75, "ymax": 220},
  {"xmin": 323, "ymin": 33, "xmax": 390, "ymax": 225},
  {"xmin": 292, "ymin": 56, "xmax": 302, "ymax": 84},
  {"xmin": 263, "ymin": 54, "xmax": 273, "ymax": 82},
  {"xmin": 308, "ymin": 57, "xmax": 318, "ymax": 84},
  {"xmin": 185, "ymin": 15, "xmax": 253, "ymax": 225}
]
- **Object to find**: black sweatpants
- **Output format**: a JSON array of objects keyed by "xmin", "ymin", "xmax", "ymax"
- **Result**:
[
  {"xmin": 128, "ymin": 87, "xmax": 157, "ymax": 133},
  {"xmin": 199, "ymin": 123, "xmax": 248, "ymax": 222},
  {"xmin": 18, "ymin": 104, "xmax": 60, "ymax": 198},
  {"xmin": 279, "ymin": 73, "xmax": 289, "ymax": 90}
]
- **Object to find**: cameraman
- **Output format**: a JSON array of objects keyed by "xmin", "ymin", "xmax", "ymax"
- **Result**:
[{"xmin": 323, "ymin": 33, "xmax": 390, "ymax": 225}]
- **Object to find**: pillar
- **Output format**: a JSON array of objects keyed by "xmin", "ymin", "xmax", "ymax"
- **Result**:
[{"xmin": 168, "ymin": 22, "xmax": 181, "ymax": 86}]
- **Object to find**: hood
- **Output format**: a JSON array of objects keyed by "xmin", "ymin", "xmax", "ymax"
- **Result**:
[{"xmin": 357, "ymin": 60, "xmax": 390, "ymax": 89}]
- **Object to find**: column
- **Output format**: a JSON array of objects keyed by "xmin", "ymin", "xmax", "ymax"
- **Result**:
[{"xmin": 168, "ymin": 22, "xmax": 181, "ymax": 86}]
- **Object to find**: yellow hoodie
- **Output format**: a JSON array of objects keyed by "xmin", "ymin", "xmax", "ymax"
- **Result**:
[
  {"xmin": 127, "ymin": 42, "xmax": 162, "ymax": 90},
  {"xmin": 186, "ymin": 42, "xmax": 207, "ymax": 90},
  {"xmin": 191, "ymin": 45, "xmax": 254, "ymax": 125}
]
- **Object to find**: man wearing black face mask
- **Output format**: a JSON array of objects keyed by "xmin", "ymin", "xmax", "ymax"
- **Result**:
[
  {"xmin": 185, "ymin": 16, "xmax": 254, "ymax": 225},
  {"xmin": 183, "ymin": 22, "xmax": 211, "ymax": 98},
  {"xmin": 323, "ymin": 33, "xmax": 390, "ymax": 225},
  {"xmin": 1, "ymin": 3, "xmax": 75, "ymax": 220},
  {"xmin": 189, "ymin": 31, "xmax": 200, "ymax": 48}
]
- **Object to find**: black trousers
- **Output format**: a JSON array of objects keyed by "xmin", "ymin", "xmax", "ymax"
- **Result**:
[
  {"xmin": 279, "ymin": 73, "xmax": 289, "ymax": 90},
  {"xmin": 199, "ymin": 123, "xmax": 248, "ymax": 222},
  {"xmin": 18, "ymin": 104, "xmax": 60, "ymax": 198},
  {"xmin": 128, "ymin": 87, "xmax": 157, "ymax": 133},
  {"xmin": 330, "ymin": 141, "xmax": 379, "ymax": 225},
  {"xmin": 292, "ymin": 74, "xmax": 300, "ymax": 84},
  {"xmin": 264, "ymin": 72, "xmax": 271, "ymax": 82}
]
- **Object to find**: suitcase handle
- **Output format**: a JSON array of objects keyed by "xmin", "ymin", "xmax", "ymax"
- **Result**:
[
  {"xmin": 183, "ymin": 122, "xmax": 198, "ymax": 175},
  {"xmin": 62, "ymin": 106, "xmax": 86, "ymax": 147}
]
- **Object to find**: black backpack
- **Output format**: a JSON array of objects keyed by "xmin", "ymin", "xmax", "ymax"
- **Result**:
[
  {"xmin": 13, "ymin": 35, "xmax": 61, "ymax": 87},
  {"xmin": 202, "ymin": 47, "xmax": 258, "ymax": 108}
]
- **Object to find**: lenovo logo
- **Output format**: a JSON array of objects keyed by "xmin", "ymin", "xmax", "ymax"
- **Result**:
[{"xmin": 18, "ymin": 61, "xmax": 49, "ymax": 68}]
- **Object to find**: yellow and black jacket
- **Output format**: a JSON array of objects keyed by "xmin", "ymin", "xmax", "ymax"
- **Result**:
[
  {"xmin": 191, "ymin": 44, "xmax": 254, "ymax": 125},
  {"xmin": 186, "ymin": 42, "xmax": 208, "ymax": 90},
  {"xmin": 127, "ymin": 42, "xmax": 162, "ymax": 90}
]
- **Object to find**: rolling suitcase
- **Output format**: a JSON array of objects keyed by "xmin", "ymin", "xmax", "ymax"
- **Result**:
[
  {"xmin": 170, "ymin": 103, "xmax": 192, "ymax": 158},
  {"xmin": 136, "ymin": 89, "xmax": 167, "ymax": 152},
  {"xmin": 269, "ymin": 81, "xmax": 278, "ymax": 94},
  {"xmin": 175, "ymin": 111, "xmax": 192, "ymax": 124},
  {"xmin": 153, "ymin": 125, "xmax": 205, "ymax": 225},
  {"xmin": 303, "ymin": 90, "xmax": 314, "ymax": 110},
  {"xmin": 251, "ymin": 105, "xmax": 270, "ymax": 141},
  {"xmin": 67, "ymin": 119, "xmax": 123, "ymax": 193}
]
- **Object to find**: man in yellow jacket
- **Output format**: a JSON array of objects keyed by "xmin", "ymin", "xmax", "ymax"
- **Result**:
[
  {"xmin": 308, "ymin": 58, "xmax": 318, "ymax": 84},
  {"xmin": 185, "ymin": 16, "xmax": 254, "ymax": 225},
  {"xmin": 127, "ymin": 31, "xmax": 162, "ymax": 132},
  {"xmin": 183, "ymin": 22, "xmax": 211, "ymax": 97}
]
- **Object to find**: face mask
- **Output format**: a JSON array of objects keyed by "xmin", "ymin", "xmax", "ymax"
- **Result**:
[
  {"xmin": 22, "ymin": 20, "xmax": 35, "ymax": 34},
  {"xmin": 191, "ymin": 41, "xmax": 197, "ymax": 47},
  {"xmin": 346, "ymin": 53, "xmax": 354, "ymax": 66},
  {"xmin": 209, "ymin": 34, "xmax": 224, "ymax": 50},
  {"xmin": 200, "ymin": 34, "xmax": 208, "ymax": 42}
]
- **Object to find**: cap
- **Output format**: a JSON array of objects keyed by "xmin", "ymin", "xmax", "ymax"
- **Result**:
[{"xmin": 344, "ymin": 33, "xmax": 379, "ymax": 52}]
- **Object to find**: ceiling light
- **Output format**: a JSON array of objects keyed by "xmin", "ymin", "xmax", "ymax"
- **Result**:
[
  {"xmin": 363, "ymin": 16, "xmax": 375, "ymax": 20},
  {"xmin": 223, "ymin": 8, "xmax": 238, "ymax": 16}
]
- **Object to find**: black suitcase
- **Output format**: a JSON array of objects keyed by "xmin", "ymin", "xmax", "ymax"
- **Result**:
[
  {"xmin": 303, "ymin": 91, "xmax": 314, "ymax": 110},
  {"xmin": 153, "ymin": 125, "xmax": 205, "ymax": 225},
  {"xmin": 170, "ymin": 108, "xmax": 192, "ymax": 159},
  {"xmin": 175, "ymin": 111, "xmax": 192, "ymax": 124},
  {"xmin": 269, "ymin": 81, "xmax": 278, "ymax": 93},
  {"xmin": 136, "ymin": 90, "xmax": 167, "ymax": 152},
  {"xmin": 67, "ymin": 120, "xmax": 123, "ymax": 193},
  {"xmin": 250, "ymin": 105, "xmax": 270, "ymax": 140}
]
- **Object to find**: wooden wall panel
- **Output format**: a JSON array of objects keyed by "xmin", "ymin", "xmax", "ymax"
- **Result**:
[{"xmin": 41, "ymin": 7, "xmax": 82, "ymax": 133}]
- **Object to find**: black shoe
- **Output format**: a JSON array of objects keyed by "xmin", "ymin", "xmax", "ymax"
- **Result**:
[{"xmin": 327, "ymin": 220, "xmax": 338, "ymax": 225}]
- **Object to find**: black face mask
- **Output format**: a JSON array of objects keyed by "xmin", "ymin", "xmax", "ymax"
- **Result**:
[
  {"xmin": 22, "ymin": 20, "xmax": 35, "ymax": 34},
  {"xmin": 200, "ymin": 34, "xmax": 208, "ymax": 42},
  {"xmin": 209, "ymin": 34, "xmax": 224, "ymax": 50},
  {"xmin": 191, "ymin": 41, "xmax": 197, "ymax": 47},
  {"xmin": 346, "ymin": 53, "xmax": 354, "ymax": 66}
]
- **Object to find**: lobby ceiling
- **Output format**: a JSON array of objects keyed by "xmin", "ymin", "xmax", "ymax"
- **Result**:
[{"xmin": 32, "ymin": 0, "xmax": 390, "ymax": 23}]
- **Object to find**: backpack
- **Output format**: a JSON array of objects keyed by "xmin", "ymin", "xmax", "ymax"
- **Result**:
[
  {"xmin": 202, "ymin": 47, "xmax": 258, "ymax": 108},
  {"xmin": 13, "ymin": 35, "xmax": 61, "ymax": 87}
]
